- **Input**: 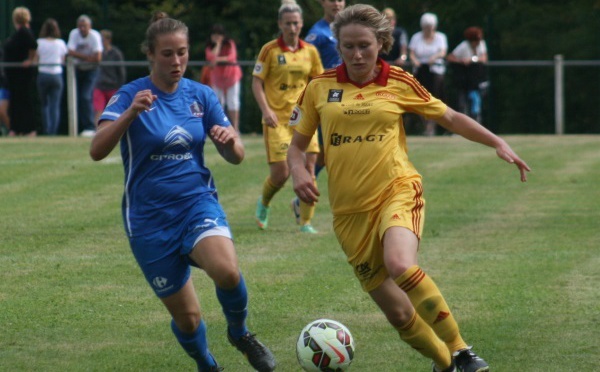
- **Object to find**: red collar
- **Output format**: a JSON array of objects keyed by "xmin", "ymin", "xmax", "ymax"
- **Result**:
[
  {"xmin": 336, "ymin": 58, "xmax": 390, "ymax": 87},
  {"xmin": 277, "ymin": 36, "xmax": 305, "ymax": 52}
]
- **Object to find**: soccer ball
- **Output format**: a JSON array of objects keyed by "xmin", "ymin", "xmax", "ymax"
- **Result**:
[{"xmin": 296, "ymin": 319, "xmax": 355, "ymax": 371}]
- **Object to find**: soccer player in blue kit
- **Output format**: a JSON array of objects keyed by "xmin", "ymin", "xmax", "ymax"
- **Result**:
[{"xmin": 89, "ymin": 13, "xmax": 275, "ymax": 372}]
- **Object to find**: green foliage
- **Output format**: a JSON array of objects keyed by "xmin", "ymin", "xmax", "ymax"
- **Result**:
[
  {"xmin": 0, "ymin": 135, "xmax": 599, "ymax": 370},
  {"xmin": 17, "ymin": 0, "xmax": 600, "ymax": 134}
]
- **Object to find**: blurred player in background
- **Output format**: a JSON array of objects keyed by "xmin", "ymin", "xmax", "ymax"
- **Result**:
[{"xmin": 252, "ymin": 0, "xmax": 323, "ymax": 233}]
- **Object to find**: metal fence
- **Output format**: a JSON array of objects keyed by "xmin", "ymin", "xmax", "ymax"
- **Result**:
[{"xmin": 3, "ymin": 55, "xmax": 600, "ymax": 136}]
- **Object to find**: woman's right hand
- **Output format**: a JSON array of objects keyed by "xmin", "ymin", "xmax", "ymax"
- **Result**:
[{"xmin": 262, "ymin": 109, "xmax": 279, "ymax": 128}]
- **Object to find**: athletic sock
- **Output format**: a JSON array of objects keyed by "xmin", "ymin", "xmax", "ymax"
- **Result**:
[
  {"xmin": 395, "ymin": 265, "xmax": 468, "ymax": 353},
  {"xmin": 395, "ymin": 311, "xmax": 452, "ymax": 369},
  {"xmin": 299, "ymin": 177, "xmax": 317, "ymax": 225},
  {"xmin": 261, "ymin": 176, "xmax": 281, "ymax": 206},
  {"xmin": 171, "ymin": 319, "xmax": 217, "ymax": 371},
  {"xmin": 215, "ymin": 273, "xmax": 249, "ymax": 339}
]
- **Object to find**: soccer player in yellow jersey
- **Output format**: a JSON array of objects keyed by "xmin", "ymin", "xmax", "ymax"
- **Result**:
[
  {"xmin": 252, "ymin": 0, "xmax": 323, "ymax": 233},
  {"xmin": 288, "ymin": 5, "xmax": 531, "ymax": 372}
]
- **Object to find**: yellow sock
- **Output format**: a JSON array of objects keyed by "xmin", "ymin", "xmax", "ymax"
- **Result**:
[
  {"xmin": 299, "ymin": 177, "xmax": 316, "ymax": 225},
  {"xmin": 396, "ymin": 311, "xmax": 452, "ymax": 370},
  {"xmin": 395, "ymin": 266, "xmax": 468, "ymax": 353},
  {"xmin": 261, "ymin": 176, "xmax": 281, "ymax": 206}
]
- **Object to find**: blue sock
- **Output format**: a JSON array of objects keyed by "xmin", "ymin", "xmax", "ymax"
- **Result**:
[
  {"xmin": 171, "ymin": 319, "xmax": 217, "ymax": 371},
  {"xmin": 314, "ymin": 163, "xmax": 324, "ymax": 179},
  {"xmin": 216, "ymin": 273, "xmax": 249, "ymax": 339}
]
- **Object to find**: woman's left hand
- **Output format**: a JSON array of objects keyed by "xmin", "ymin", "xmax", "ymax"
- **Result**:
[{"xmin": 209, "ymin": 125, "xmax": 235, "ymax": 146}]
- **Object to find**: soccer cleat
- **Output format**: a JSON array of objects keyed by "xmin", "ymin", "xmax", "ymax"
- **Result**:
[
  {"xmin": 453, "ymin": 347, "xmax": 489, "ymax": 372},
  {"xmin": 299, "ymin": 224, "xmax": 318, "ymax": 234},
  {"xmin": 432, "ymin": 361, "xmax": 457, "ymax": 372},
  {"xmin": 290, "ymin": 197, "xmax": 301, "ymax": 225},
  {"xmin": 228, "ymin": 330, "xmax": 276, "ymax": 372},
  {"xmin": 255, "ymin": 196, "xmax": 270, "ymax": 230}
]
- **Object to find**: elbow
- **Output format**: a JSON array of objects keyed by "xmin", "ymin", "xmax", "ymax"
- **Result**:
[{"xmin": 89, "ymin": 145, "xmax": 107, "ymax": 162}]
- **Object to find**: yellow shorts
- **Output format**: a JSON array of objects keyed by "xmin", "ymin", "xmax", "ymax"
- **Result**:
[
  {"xmin": 332, "ymin": 177, "xmax": 425, "ymax": 292},
  {"xmin": 263, "ymin": 123, "xmax": 319, "ymax": 163}
]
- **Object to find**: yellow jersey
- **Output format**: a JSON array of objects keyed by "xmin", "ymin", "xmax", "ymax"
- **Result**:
[
  {"xmin": 253, "ymin": 37, "xmax": 324, "ymax": 125},
  {"xmin": 291, "ymin": 59, "xmax": 447, "ymax": 215}
]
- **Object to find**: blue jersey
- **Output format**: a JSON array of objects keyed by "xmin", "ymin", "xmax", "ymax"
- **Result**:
[
  {"xmin": 100, "ymin": 76, "xmax": 230, "ymax": 237},
  {"xmin": 305, "ymin": 18, "xmax": 341, "ymax": 69}
]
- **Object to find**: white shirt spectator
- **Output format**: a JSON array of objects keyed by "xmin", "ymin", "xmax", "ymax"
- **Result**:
[{"xmin": 36, "ymin": 38, "xmax": 68, "ymax": 75}]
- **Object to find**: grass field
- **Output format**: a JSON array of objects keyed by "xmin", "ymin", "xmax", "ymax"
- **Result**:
[{"xmin": 1, "ymin": 134, "xmax": 598, "ymax": 371}]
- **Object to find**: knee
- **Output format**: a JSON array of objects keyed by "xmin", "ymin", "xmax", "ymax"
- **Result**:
[
  {"xmin": 386, "ymin": 260, "xmax": 414, "ymax": 280},
  {"xmin": 386, "ymin": 306, "xmax": 416, "ymax": 328},
  {"xmin": 213, "ymin": 266, "xmax": 240, "ymax": 290},
  {"xmin": 173, "ymin": 310, "xmax": 202, "ymax": 334}
]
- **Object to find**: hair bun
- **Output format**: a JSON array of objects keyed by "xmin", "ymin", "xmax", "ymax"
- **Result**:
[{"xmin": 150, "ymin": 11, "xmax": 169, "ymax": 24}]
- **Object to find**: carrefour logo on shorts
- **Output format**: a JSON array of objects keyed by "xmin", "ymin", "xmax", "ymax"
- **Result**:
[{"xmin": 289, "ymin": 106, "xmax": 301, "ymax": 126}]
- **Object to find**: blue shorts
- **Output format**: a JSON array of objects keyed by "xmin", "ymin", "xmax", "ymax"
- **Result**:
[
  {"xmin": 128, "ymin": 196, "xmax": 232, "ymax": 298},
  {"xmin": 0, "ymin": 88, "xmax": 10, "ymax": 101}
]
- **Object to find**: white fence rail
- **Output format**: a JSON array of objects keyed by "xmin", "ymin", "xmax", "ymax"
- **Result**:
[{"xmin": 3, "ymin": 55, "xmax": 600, "ymax": 136}]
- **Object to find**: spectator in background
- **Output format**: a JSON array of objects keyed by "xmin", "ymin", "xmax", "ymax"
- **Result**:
[
  {"xmin": 0, "ymin": 44, "xmax": 11, "ymax": 136},
  {"xmin": 409, "ymin": 12, "xmax": 447, "ymax": 136},
  {"xmin": 68, "ymin": 15, "xmax": 103, "ymax": 138},
  {"xmin": 447, "ymin": 26, "xmax": 489, "ymax": 124},
  {"xmin": 252, "ymin": 0, "xmax": 323, "ymax": 233},
  {"xmin": 3, "ymin": 6, "xmax": 38, "ymax": 136},
  {"xmin": 204, "ymin": 24, "xmax": 242, "ymax": 132},
  {"xmin": 35, "ymin": 18, "xmax": 68, "ymax": 136},
  {"xmin": 93, "ymin": 29, "xmax": 126, "ymax": 124},
  {"xmin": 381, "ymin": 7, "xmax": 408, "ymax": 66}
]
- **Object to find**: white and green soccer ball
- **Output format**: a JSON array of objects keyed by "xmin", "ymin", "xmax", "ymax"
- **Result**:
[{"xmin": 296, "ymin": 319, "xmax": 355, "ymax": 371}]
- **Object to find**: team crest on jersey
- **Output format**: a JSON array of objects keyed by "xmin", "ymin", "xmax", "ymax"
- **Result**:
[
  {"xmin": 163, "ymin": 126, "xmax": 193, "ymax": 152},
  {"xmin": 189, "ymin": 101, "xmax": 204, "ymax": 117},
  {"xmin": 289, "ymin": 106, "xmax": 301, "ymax": 126},
  {"xmin": 106, "ymin": 94, "xmax": 120, "ymax": 107},
  {"xmin": 254, "ymin": 62, "xmax": 263, "ymax": 74},
  {"xmin": 277, "ymin": 54, "xmax": 287, "ymax": 65},
  {"xmin": 305, "ymin": 33, "xmax": 317, "ymax": 42},
  {"xmin": 328, "ymin": 89, "xmax": 343, "ymax": 102}
]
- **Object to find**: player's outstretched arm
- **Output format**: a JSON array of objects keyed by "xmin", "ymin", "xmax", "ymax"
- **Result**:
[
  {"xmin": 90, "ymin": 90, "xmax": 157, "ymax": 161},
  {"xmin": 436, "ymin": 106, "xmax": 531, "ymax": 182},
  {"xmin": 209, "ymin": 125, "xmax": 244, "ymax": 164},
  {"xmin": 288, "ymin": 131, "xmax": 320, "ymax": 204}
]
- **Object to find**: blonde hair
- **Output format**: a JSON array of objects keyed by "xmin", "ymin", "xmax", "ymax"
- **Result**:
[
  {"xmin": 279, "ymin": 0, "xmax": 302, "ymax": 20},
  {"xmin": 12, "ymin": 7, "xmax": 31, "ymax": 26},
  {"xmin": 332, "ymin": 4, "xmax": 394, "ymax": 54},
  {"xmin": 382, "ymin": 7, "xmax": 396, "ymax": 20}
]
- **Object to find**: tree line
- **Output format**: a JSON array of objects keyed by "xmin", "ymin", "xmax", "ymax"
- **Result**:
[{"xmin": 18, "ymin": 0, "xmax": 600, "ymax": 133}]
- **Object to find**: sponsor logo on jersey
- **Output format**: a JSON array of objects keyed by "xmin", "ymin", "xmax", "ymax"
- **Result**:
[
  {"xmin": 189, "ymin": 101, "xmax": 204, "ymax": 117},
  {"xmin": 277, "ymin": 54, "xmax": 287, "ymax": 65},
  {"xmin": 254, "ymin": 62, "xmax": 263, "ymax": 74},
  {"xmin": 330, "ymin": 132, "xmax": 385, "ymax": 146},
  {"xmin": 354, "ymin": 93, "xmax": 365, "ymax": 100},
  {"xmin": 375, "ymin": 91, "xmax": 398, "ymax": 100},
  {"xmin": 106, "ymin": 94, "xmax": 120, "ymax": 107},
  {"xmin": 150, "ymin": 126, "xmax": 194, "ymax": 161},
  {"xmin": 289, "ymin": 106, "xmax": 301, "ymax": 126},
  {"xmin": 163, "ymin": 126, "xmax": 192, "ymax": 151},
  {"xmin": 343, "ymin": 108, "xmax": 370, "ymax": 115},
  {"xmin": 328, "ymin": 89, "xmax": 343, "ymax": 102}
]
